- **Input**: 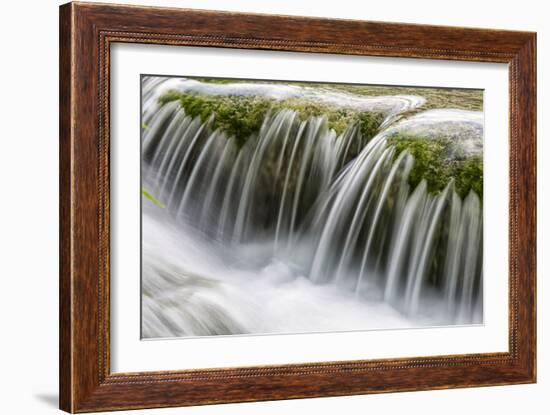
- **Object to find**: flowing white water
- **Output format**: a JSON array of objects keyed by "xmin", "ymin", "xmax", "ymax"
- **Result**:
[{"xmin": 141, "ymin": 78, "xmax": 483, "ymax": 338}]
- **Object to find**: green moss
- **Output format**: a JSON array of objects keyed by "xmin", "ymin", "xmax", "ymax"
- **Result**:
[
  {"xmin": 387, "ymin": 132, "xmax": 483, "ymax": 199},
  {"xmin": 455, "ymin": 156, "xmax": 483, "ymax": 198},
  {"xmin": 142, "ymin": 189, "xmax": 165, "ymax": 208},
  {"xmin": 158, "ymin": 90, "xmax": 384, "ymax": 146},
  {"xmin": 158, "ymin": 90, "xmax": 184, "ymax": 106},
  {"xmin": 270, "ymin": 98, "xmax": 383, "ymax": 138},
  {"xmin": 357, "ymin": 112, "xmax": 384, "ymax": 140},
  {"xmin": 159, "ymin": 91, "xmax": 272, "ymax": 147}
]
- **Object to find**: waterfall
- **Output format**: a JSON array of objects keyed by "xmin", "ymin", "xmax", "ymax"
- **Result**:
[
  {"xmin": 143, "ymin": 107, "xmax": 350, "ymax": 245},
  {"xmin": 141, "ymin": 78, "xmax": 484, "ymax": 337}
]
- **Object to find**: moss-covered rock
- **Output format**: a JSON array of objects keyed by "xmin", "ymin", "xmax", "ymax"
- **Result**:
[
  {"xmin": 158, "ymin": 88, "xmax": 483, "ymax": 200},
  {"xmin": 387, "ymin": 132, "xmax": 483, "ymax": 199},
  {"xmin": 158, "ymin": 90, "xmax": 384, "ymax": 147}
]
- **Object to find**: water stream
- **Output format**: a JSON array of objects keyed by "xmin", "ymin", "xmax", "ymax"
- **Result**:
[{"xmin": 141, "ymin": 78, "xmax": 483, "ymax": 338}]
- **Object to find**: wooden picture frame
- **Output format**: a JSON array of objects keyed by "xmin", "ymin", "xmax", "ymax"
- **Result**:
[{"xmin": 59, "ymin": 2, "xmax": 536, "ymax": 412}]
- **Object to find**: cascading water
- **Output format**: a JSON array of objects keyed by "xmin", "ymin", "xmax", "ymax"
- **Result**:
[{"xmin": 141, "ymin": 77, "xmax": 483, "ymax": 338}]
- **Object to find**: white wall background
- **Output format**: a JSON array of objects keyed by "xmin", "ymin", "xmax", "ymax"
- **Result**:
[{"xmin": 0, "ymin": 0, "xmax": 546, "ymax": 414}]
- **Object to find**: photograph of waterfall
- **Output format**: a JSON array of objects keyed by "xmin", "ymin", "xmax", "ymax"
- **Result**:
[{"xmin": 141, "ymin": 75, "xmax": 484, "ymax": 339}]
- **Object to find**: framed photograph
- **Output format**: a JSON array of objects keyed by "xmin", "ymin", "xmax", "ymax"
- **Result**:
[{"xmin": 59, "ymin": 2, "xmax": 536, "ymax": 412}]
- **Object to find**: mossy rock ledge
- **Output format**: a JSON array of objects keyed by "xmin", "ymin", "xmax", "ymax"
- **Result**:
[
  {"xmin": 158, "ymin": 90, "xmax": 483, "ymax": 201},
  {"xmin": 158, "ymin": 90, "xmax": 386, "ymax": 148},
  {"xmin": 387, "ymin": 131, "xmax": 483, "ymax": 199}
]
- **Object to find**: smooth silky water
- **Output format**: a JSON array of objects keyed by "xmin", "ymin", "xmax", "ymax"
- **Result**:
[{"xmin": 140, "ymin": 77, "xmax": 483, "ymax": 338}]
